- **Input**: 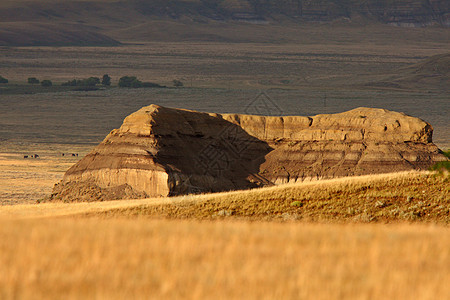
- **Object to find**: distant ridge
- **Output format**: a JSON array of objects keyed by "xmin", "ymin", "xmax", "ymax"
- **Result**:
[
  {"xmin": 0, "ymin": 0, "xmax": 448, "ymax": 46},
  {"xmin": 367, "ymin": 53, "xmax": 450, "ymax": 91},
  {"xmin": 133, "ymin": 0, "xmax": 450, "ymax": 26},
  {"xmin": 0, "ymin": 22, "xmax": 120, "ymax": 47}
]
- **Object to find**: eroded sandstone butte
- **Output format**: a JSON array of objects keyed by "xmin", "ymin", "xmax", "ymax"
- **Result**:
[{"xmin": 50, "ymin": 105, "xmax": 447, "ymax": 202}]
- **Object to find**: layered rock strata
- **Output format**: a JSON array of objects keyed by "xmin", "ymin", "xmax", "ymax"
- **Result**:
[{"xmin": 50, "ymin": 105, "xmax": 447, "ymax": 201}]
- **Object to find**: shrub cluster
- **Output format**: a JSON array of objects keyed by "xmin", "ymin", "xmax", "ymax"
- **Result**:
[
  {"xmin": 101, "ymin": 74, "xmax": 111, "ymax": 86},
  {"xmin": 173, "ymin": 79, "xmax": 184, "ymax": 87},
  {"xmin": 28, "ymin": 77, "xmax": 40, "ymax": 84},
  {"xmin": 429, "ymin": 149, "xmax": 450, "ymax": 173},
  {"xmin": 118, "ymin": 76, "xmax": 142, "ymax": 88},
  {"xmin": 41, "ymin": 80, "xmax": 52, "ymax": 87},
  {"xmin": 0, "ymin": 74, "xmax": 167, "ymax": 89},
  {"xmin": 62, "ymin": 77, "xmax": 100, "ymax": 87},
  {"xmin": 118, "ymin": 76, "xmax": 164, "ymax": 88}
]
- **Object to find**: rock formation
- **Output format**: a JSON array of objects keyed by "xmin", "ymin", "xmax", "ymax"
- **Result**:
[{"xmin": 50, "ymin": 105, "xmax": 447, "ymax": 202}]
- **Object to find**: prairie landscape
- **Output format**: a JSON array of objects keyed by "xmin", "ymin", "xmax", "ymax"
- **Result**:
[
  {"xmin": 1, "ymin": 0, "xmax": 449, "ymax": 299},
  {"xmin": 0, "ymin": 219, "xmax": 449, "ymax": 299},
  {"xmin": 0, "ymin": 172, "xmax": 449, "ymax": 299}
]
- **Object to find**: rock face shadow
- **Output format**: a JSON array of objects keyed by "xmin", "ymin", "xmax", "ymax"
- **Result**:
[{"xmin": 149, "ymin": 108, "xmax": 274, "ymax": 195}]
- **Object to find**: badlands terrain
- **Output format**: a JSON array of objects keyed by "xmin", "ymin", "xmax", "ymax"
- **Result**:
[{"xmin": 0, "ymin": 0, "xmax": 449, "ymax": 298}]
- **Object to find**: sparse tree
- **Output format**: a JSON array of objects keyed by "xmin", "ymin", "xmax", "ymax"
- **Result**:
[
  {"xmin": 28, "ymin": 77, "xmax": 40, "ymax": 84},
  {"xmin": 83, "ymin": 77, "xmax": 100, "ymax": 87},
  {"xmin": 118, "ymin": 76, "xmax": 142, "ymax": 88},
  {"xmin": 41, "ymin": 80, "xmax": 52, "ymax": 87},
  {"xmin": 102, "ymin": 74, "xmax": 111, "ymax": 86}
]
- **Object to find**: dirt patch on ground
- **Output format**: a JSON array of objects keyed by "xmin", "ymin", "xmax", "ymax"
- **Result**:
[{"xmin": 48, "ymin": 180, "xmax": 148, "ymax": 203}]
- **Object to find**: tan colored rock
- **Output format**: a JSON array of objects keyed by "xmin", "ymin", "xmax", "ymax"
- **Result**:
[{"xmin": 50, "ymin": 105, "xmax": 447, "ymax": 202}]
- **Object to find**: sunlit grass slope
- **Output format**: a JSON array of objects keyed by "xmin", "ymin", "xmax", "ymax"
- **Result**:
[
  {"xmin": 2, "ymin": 171, "xmax": 446, "ymax": 223},
  {"xmin": 93, "ymin": 171, "xmax": 449, "ymax": 223}
]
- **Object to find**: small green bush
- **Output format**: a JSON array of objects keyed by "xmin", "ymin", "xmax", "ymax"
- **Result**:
[
  {"xmin": 442, "ymin": 149, "xmax": 450, "ymax": 159},
  {"xmin": 291, "ymin": 201, "xmax": 303, "ymax": 207},
  {"xmin": 118, "ymin": 76, "xmax": 165, "ymax": 88},
  {"xmin": 28, "ymin": 77, "xmax": 40, "ymax": 84},
  {"xmin": 429, "ymin": 161, "xmax": 450, "ymax": 173},
  {"xmin": 84, "ymin": 77, "xmax": 100, "ymax": 86},
  {"xmin": 430, "ymin": 149, "xmax": 450, "ymax": 173},
  {"xmin": 41, "ymin": 80, "xmax": 52, "ymax": 87},
  {"xmin": 62, "ymin": 79, "xmax": 77, "ymax": 86},
  {"xmin": 62, "ymin": 77, "xmax": 100, "ymax": 87},
  {"xmin": 173, "ymin": 79, "xmax": 183, "ymax": 87},
  {"xmin": 118, "ymin": 76, "xmax": 142, "ymax": 88},
  {"xmin": 102, "ymin": 74, "xmax": 111, "ymax": 86}
]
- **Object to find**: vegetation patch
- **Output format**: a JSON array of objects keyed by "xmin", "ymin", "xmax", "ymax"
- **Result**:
[{"xmin": 118, "ymin": 76, "xmax": 165, "ymax": 88}]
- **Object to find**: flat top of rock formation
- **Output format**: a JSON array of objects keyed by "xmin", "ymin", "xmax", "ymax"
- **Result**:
[{"xmin": 122, "ymin": 104, "xmax": 432, "ymax": 143}]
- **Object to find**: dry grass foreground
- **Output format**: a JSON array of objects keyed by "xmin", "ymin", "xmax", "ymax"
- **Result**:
[
  {"xmin": 0, "ymin": 218, "xmax": 448, "ymax": 299},
  {"xmin": 0, "ymin": 171, "xmax": 449, "ymax": 299}
]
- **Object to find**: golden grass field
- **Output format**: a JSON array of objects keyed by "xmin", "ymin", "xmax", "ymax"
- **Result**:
[
  {"xmin": 0, "ymin": 171, "xmax": 448, "ymax": 299},
  {"xmin": 0, "ymin": 144, "xmax": 90, "ymax": 205},
  {"xmin": 0, "ymin": 218, "xmax": 449, "ymax": 300}
]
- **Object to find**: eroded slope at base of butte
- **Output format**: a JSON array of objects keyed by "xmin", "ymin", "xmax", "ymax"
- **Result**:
[{"xmin": 50, "ymin": 105, "xmax": 447, "ymax": 202}]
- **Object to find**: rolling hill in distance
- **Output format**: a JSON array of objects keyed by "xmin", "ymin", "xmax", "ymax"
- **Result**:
[{"xmin": 0, "ymin": 0, "xmax": 449, "ymax": 46}]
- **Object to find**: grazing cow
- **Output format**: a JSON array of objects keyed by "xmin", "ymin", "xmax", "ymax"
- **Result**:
[
  {"xmin": 34, "ymin": 154, "xmax": 39, "ymax": 158},
  {"xmin": 24, "ymin": 155, "xmax": 28, "ymax": 159},
  {"xmin": 72, "ymin": 153, "xmax": 76, "ymax": 156},
  {"xmin": 62, "ymin": 153, "xmax": 65, "ymax": 156}
]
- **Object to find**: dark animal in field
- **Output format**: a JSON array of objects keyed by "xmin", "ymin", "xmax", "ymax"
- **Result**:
[
  {"xmin": 62, "ymin": 153, "xmax": 65, "ymax": 156},
  {"xmin": 72, "ymin": 153, "xmax": 76, "ymax": 156},
  {"xmin": 33, "ymin": 154, "xmax": 39, "ymax": 158},
  {"xmin": 24, "ymin": 155, "xmax": 28, "ymax": 159}
]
